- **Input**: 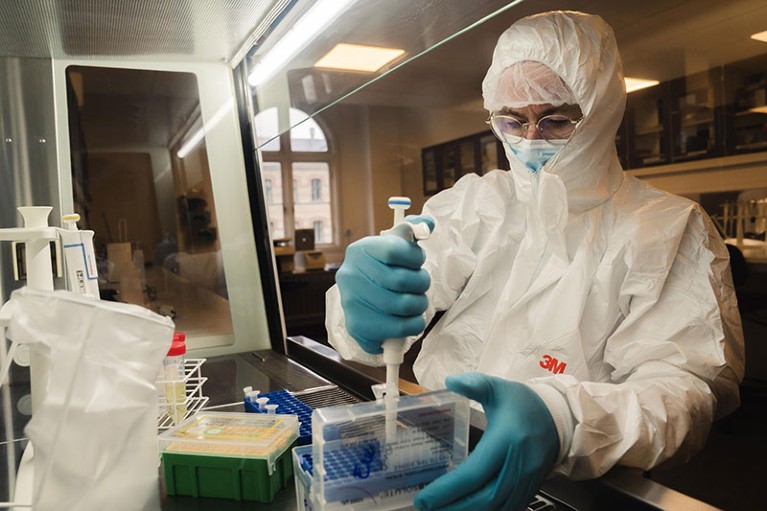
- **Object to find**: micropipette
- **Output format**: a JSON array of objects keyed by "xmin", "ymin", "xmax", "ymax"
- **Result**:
[{"xmin": 379, "ymin": 196, "xmax": 432, "ymax": 442}]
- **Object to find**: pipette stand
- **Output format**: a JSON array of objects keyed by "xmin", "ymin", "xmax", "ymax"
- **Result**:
[{"xmin": 0, "ymin": 206, "xmax": 58, "ymax": 509}]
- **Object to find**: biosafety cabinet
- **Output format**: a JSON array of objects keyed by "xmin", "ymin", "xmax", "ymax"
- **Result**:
[{"xmin": 0, "ymin": 1, "xmax": 765, "ymax": 510}]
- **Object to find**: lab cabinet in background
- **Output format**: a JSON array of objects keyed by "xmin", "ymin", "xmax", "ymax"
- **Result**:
[
  {"xmin": 623, "ymin": 70, "xmax": 725, "ymax": 168},
  {"xmin": 422, "ymin": 131, "xmax": 508, "ymax": 195},
  {"xmin": 625, "ymin": 55, "xmax": 767, "ymax": 169},
  {"xmin": 669, "ymin": 69, "xmax": 724, "ymax": 162},
  {"xmin": 440, "ymin": 144, "xmax": 458, "ymax": 189},
  {"xmin": 724, "ymin": 53, "xmax": 767, "ymax": 155},
  {"xmin": 626, "ymin": 81, "xmax": 671, "ymax": 168},
  {"xmin": 279, "ymin": 269, "xmax": 336, "ymax": 341}
]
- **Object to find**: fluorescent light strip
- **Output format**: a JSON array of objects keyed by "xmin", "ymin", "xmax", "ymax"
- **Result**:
[
  {"xmin": 177, "ymin": 129, "xmax": 205, "ymax": 159},
  {"xmin": 625, "ymin": 77, "xmax": 660, "ymax": 93},
  {"xmin": 315, "ymin": 43, "xmax": 405, "ymax": 72},
  {"xmin": 751, "ymin": 30, "xmax": 767, "ymax": 43},
  {"xmin": 248, "ymin": 0, "xmax": 356, "ymax": 87},
  {"xmin": 177, "ymin": 99, "xmax": 234, "ymax": 159}
]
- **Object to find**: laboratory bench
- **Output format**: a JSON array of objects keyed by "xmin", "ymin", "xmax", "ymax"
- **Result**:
[{"xmin": 1, "ymin": 338, "xmax": 723, "ymax": 511}]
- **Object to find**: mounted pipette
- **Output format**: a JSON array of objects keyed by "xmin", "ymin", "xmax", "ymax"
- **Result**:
[{"xmin": 379, "ymin": 196, "xmax": 432, "ymax": 441}]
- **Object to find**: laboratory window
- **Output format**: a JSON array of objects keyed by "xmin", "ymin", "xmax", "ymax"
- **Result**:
[{"xmin": 255, "ymin": 107, "xmax": 336, "ymax": 246}]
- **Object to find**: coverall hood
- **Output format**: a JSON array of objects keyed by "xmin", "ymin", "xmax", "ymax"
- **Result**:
[{"xmin": 482, "ymin": 11, "xmax": 626, "ymax": 214}]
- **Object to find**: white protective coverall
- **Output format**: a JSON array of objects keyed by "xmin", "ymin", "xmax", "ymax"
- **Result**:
[{"xmin": 326, "ymin": 11, "xmax": 745, "ymax": 479}]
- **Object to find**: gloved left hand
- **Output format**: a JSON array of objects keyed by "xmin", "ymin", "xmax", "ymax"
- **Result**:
[{"xmin": 414, "ymin": 373, "xmax": 559, "ymax": 511}]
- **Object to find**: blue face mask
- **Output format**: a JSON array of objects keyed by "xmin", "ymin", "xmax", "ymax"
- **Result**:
[{"xmin": 508, "ymin": 139, "xmax": 564, "ymax": 173}]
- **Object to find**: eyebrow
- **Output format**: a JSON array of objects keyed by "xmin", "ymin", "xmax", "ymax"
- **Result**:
[{"xmin": 497, "ymin": 107, "xmax": 556, "ymax": 120}]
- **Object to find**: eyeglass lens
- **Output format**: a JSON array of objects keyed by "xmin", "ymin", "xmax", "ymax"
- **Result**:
[{"xmin": 491, "ymin": 115, "xmax": 577, "ymax": 142}]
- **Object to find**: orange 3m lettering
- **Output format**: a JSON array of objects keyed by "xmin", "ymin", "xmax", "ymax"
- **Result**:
[{"xmin": 539, "ymin": 354, "xmax": 567, "ymax": 374}]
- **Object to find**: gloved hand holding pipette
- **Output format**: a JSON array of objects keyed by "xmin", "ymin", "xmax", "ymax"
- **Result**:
[
  {"xmin": 337, "ymin": 198, "xmax": 433, "ymax": 442},
  {"xmin": 335, "ymin": 206, "xmax": 434, "ymax": 356}
]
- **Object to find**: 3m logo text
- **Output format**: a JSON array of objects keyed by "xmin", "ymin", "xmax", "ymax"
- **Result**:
[{"xmin": 539, "ymin": 354, "xmax": 567, "ymax": 374}]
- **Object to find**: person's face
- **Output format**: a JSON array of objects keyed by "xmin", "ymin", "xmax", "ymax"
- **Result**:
[{"xmin": 496, "ymin": 103, "xmax": 583, "ymax": 140}]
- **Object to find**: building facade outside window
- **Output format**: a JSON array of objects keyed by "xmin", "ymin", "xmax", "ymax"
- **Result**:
[{"xmin": 254, "ymin": 107, "xmax": 334, "ymax": 245}]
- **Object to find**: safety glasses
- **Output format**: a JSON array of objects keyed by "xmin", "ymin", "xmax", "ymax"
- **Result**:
[{"xmin": 487, "ymin": 113, "xmax": 582, "ymax": 144}]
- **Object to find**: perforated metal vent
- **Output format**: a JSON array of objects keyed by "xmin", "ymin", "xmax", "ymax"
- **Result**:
[
  {"xmin": 295, "ymin": 386, "xmax": 359, "ymax": 408},
  {"xmin": 0, "ymin": 0, "xmax": 290, "ymax": 63}
]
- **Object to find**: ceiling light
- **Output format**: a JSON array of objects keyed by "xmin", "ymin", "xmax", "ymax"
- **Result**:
[
  {"xmin": 625, "ymin": 77, "xmax": 660, "ymax": 93},
  {"xmin": 248, "ymin": 0, "xmax": 356, "ymax": 87},
  {"xmin": 314, "ymin": 43, "xmax": 405, "ymax": 72},
  {"xmin": 751, "ymin": 30, "xmax": 767, "ymax": 43}
]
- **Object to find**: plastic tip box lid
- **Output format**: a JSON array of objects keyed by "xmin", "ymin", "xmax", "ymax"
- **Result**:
[
  {"xmin": 159, "ymin": 412, "xmax": 299, "ymax": 466},
  {"xmin": 310, "ymin": 389, "xmax": 471, "ymax": 508}
]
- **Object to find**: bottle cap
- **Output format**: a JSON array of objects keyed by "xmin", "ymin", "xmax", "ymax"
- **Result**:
[{"xmin": 167, "ymin": 333, "xmax": 187, "ymax": 356}]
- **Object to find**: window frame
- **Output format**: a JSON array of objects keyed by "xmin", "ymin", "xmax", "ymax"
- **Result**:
[{"xmin": 257, "ymin": 110, "xmax": 338, "ymax": 248}]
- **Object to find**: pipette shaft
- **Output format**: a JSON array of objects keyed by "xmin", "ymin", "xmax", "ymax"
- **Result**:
[{"xmin": 382, "ymin": 197, "xmax": 412, "ymax": 442}]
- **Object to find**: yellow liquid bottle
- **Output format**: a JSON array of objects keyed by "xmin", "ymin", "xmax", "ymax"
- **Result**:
[{"xmin": 164, "ymin": 333, "xmax": 187, "ymax": 424}]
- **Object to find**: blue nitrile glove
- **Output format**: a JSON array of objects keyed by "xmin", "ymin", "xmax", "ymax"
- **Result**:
[
  {"xmin": 336, "ymin": 215, "xmax": 435, "ymax": 354},
  {"xmin": 415, "ymin": 373, "xmax": 559, "ymax": 511}
]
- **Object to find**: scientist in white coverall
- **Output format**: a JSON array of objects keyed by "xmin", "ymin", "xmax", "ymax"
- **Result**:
[{"xmin": 326, "ymin": 10, "xmax": 745, "ymax": 511}]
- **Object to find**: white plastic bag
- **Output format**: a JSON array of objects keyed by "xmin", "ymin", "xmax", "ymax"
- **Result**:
[{"xmin": 5, "ymin": 287, "xmax": 174, "ymax": 511}]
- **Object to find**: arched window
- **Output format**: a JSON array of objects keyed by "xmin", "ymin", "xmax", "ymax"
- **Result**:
[{"xmin": 255, "ymin": 107, "xmax": 334, "ymax": 245}]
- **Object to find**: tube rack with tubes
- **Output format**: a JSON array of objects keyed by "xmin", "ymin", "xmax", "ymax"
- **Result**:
[
  {"xmin": 244, "ymin": 388, "xmax": 314, "ymax": 445},
  {"xmin": 156, "ymin": 358, "xmax": 209, "ymax": 430},
  {"xmin": 294, "ymin": 389, "xmax": 470, "ymax": 511}
]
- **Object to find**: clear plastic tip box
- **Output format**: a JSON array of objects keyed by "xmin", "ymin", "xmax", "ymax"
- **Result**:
[
  {"xmin": 294, "ymin": 390, "xmax": 470, "ymax": 511},
  {"xmin": 159, "ymin": 412, "xmax": 299, "ymax": 502}
]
